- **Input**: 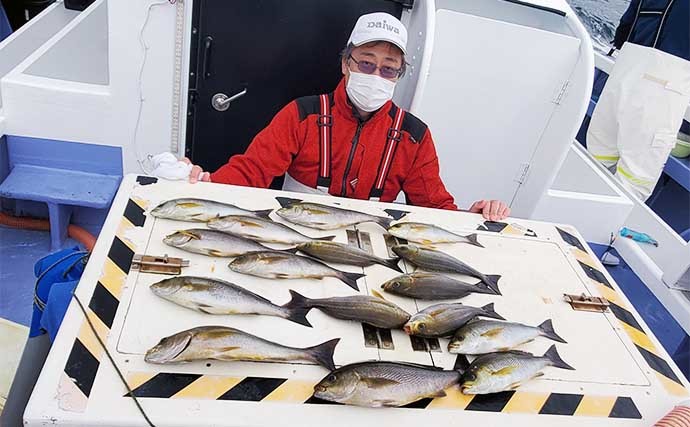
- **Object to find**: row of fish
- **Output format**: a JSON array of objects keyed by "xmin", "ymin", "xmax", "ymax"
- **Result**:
[
  {"xmin": 163, "ymin": 230, "xmax": 498, "ymax": 293},
  {"xmin": 153, "ymin": 198, "xmax": 482, "ymax": 246},
  {"xmin": 148, "ymin": 275, "xmax": 567, "ymax": 355},
  {"xmin": 314, "ymin": 346, "xmax": 574, "ymax": 406}
]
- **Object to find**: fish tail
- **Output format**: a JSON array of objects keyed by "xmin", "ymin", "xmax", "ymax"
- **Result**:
[
  {"xmin": 284, "ymin": 306, "xmax": 313, "ymax": 328},
  {"xmin": 480, "ymin": 303, "xmax": 505, "ymax": 321},
  {"xmin": 314, "ymin": 235, "xmax": 336, "ymax": 241},
  {"xmin": 381, "ymin": 257, "xmax": 403, "ymax": 273},
  {"xmin": 483, "ymin": 275, "xmax": 502, "ymax": 295},
  {"xmin": 306, "ymin": 338, "xmax": 340, "ymax": 371},
  {"xmin": 465, "ymin": 233, "xmax": 485, "ymax": 248},
  {"xmin": 373, "ymin": 215, "xmax": 393, "ymax": 230},
  {"xmin": 544, "ymin": 345, "xmax": 575, "ymax": 370},
  {"xmin": 283, "ymin": 290, "xmax": 313, "ymax": 310},
  {"xmin": 252, "ymin": 209, "xmax": 273, "ymax": 219},
  {"xmin": 538, "ymin": 319, "xmax": 567, "ymax": 343},
  {"xmin": 339, "ymin": 271, "xmax": 365, "ymax": 291}
]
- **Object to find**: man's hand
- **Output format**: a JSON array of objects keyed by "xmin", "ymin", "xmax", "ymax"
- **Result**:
[
  {"xmin": 181, "ymin": 157, "xmax": 211, "ymax": 183},
  {"xmin": 468, "ymin": 200, "xmax": 511, "ymax": 221}
]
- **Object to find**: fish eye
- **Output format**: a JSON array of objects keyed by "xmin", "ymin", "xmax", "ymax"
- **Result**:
[
  {"xmin": 418, "ymin": 323, "xmax": 426, "ymax": 330},
  {"xmin": 456, "ymin": 335, "xmax": 464, "ymax": 341},
  {"xmin": 392, "ymin": 282, "xmax": 400, "ymax": 289},
  {"xmin": 327, "ymin": 374, "xmax": 337, "ymax": 382},
  {"xmin": 465, "ymin": 373, "xmax": 476, "ymax": 381}
]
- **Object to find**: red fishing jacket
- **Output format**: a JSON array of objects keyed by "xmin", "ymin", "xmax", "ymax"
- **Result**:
[{"xmin": 210, "ymin": 78, "xmax": 457, "ymax": 210}]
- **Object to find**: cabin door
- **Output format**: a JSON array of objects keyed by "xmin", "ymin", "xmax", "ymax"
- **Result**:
[{"xmin": 185, "ymin": 0, "xmax": 407, "ymax": 189}]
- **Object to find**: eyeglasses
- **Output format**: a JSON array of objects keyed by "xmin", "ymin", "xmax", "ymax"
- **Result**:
[{"xmin": 348, "ymin": 55, "xmax": 402, "ymax": 79}]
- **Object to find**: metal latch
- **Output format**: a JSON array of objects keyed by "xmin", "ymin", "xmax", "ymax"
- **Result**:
[
  {"xmin": 132, "ymin": 254, "xmax": 189, "ymax": 275},
  {"xmin": 563, "ymin": 293, "xmax": 610, "ymax": 312}
]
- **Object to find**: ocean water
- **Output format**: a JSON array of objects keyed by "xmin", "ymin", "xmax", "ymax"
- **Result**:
[{"xmin": 566, "ymin": 0, "xmax": 632, "ymax": 52}]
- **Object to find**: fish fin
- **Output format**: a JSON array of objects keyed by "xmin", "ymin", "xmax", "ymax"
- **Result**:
[
  {"xmin": 285, "ymin": 306, "xmax": 312, "ymax": 328},
  {"xmin": 537, "ymin": 319, "xmax": 567, "ymax": 343},
  {"xmin": 532, "ymin": 372, "xmax": 544, "ymax": 379},
  {"xmin": 218, "ymin": 346, "xmax": 240, "ymax": 353},
  {"xmin": 492, "ymin": 366, "xmax": 518, "ymax": 377},
  {"xmin": 339, "ymin": 271, "xmax": 364, "ymax": 291},
  {"xmin": 464, "ymin": 233, "xmax": 485, "ymax": 248},
  {"xmin": 370, "ymin": 399, "xmax": 397, "ymax": 408},
  {"xmin": 483, "ymin": 275, "xmax": 502, "ymax": 295},
  {"xmin": 207, "ymin": 249, "xmax": 227, "ymax": 257},
  {"xmin": 177, "ymin": 202, "xmax": 202, "ymax": 208},
  {"xmin": 281, "ymin": 247, "xmax": 300, "ymax": 254},
  {"xmin": 306, "ymin": 338, "xmax": 340, "ymax": 371},
  {"xmin": 252, "ymin": 209, "xmax": 273, "ymax": 219},
  {"xmin": 371, "ymin": 289, "xmax": 386, "ymax": 300},
  {"xmin": 315, "ymin": 235, "xmax": 336, "ymax": 241},
  {"xmin": 480, "ymin": 327, "xmax": 504, "ymax": 338},
  {"xmin": 480, "ymin": 303, "xmax": 505, "ymax": 321},
  {"xmin": 236, "ymin": 218, "xmax": 263, "ymax": 227},
  {"xmin": 544, "ymin": 345, "xmax": 575, "ymax": 370},
  {"xmin": 430, "ymin": 389, "xmax": 447, "ymax": 398},
  {"xmin": 508, "ymin": 382, "xmax": 523, "ymax": 390},
  {"xmin": 283, "ymin": 290, "xmax": 313, "ymax": 310},
  {"xmin": 360, "ymin": 377, "xmax": 401, "ymax": 389},
  {"xmin": 178, "ymin": 230, "xmax": 201, "ymax": 239},
  {"xmin": 373, "ymin": 215, "xmax": 393, "ymax": 230},
  {"xmin": 382, "ymin": 257, "xmax": 403, "ymax": 273}
]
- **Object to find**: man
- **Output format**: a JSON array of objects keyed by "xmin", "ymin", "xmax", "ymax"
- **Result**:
[
  {"xmin": 187, "ymin": 12, "xmax": 510, "ymax": 221},
  {"xmin": 613, "ymin": 0, "xmax": 689, "ymax": 61}
]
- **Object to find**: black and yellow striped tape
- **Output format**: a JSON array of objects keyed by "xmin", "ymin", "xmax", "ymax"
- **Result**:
[
  {"xmin": 123, "ymin": 371, "xmax": 642, "ymax": 418},
  {"xmin": 556, "ymin": 226, "xmax": 688, "ymax": 398},
  {"xmin": 60, "ymin": 185, "xmax": 152, "ymax": 409},
  {"xmin": 478, "ymin": 221, "xmax": 537, "ymax": 237}
]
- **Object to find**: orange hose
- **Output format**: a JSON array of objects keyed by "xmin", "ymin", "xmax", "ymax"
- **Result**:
[{"xmin": 0, "ymin": 212, "xmax": 96, "ymax": 251}]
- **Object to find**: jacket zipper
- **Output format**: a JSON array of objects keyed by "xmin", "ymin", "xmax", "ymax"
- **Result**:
[{"xmin": 341, "ymin": 121, "xmax": 364, "ymax": 196}]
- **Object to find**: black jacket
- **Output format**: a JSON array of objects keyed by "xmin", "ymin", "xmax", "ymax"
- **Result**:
[{"xmin": 613, "ymin": 0, "xmax": 689, "ymax": 61}]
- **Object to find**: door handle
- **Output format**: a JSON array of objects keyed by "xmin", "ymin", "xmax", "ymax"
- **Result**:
[
  {"xmin": 202, "ymin": 36, "xmax": 213, "ymax": 79},
  {"xmin": 212, "ymin": 88, "xmax": 248, "ymax": 112}
]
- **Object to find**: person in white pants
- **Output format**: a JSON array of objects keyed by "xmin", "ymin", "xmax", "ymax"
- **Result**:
[{"xmin": 588, "ymin": 43, "xmax": 690, "ymax": 200}]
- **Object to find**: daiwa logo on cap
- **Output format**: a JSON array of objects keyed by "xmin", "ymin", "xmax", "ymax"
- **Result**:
[
  {"xmin": 367, "ymin": 19, "xmax": 400, "ymax": 34},
  {"xmin": 348, "ymin": 12, "xmax": 408, "ymax": 54}
]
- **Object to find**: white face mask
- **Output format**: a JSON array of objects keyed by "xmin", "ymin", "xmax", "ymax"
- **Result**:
[{"xmin": 346, "ymin": 71, "xmax": 396, "ymax": 112}]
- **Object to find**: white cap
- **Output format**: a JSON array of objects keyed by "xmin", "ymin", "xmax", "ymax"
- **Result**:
[{"xmin": 347, "ymin": 12, "xmax": 407, "ymax": 55}]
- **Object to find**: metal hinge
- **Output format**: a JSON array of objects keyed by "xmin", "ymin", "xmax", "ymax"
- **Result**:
[
  {"xmin": 553, "ymin": 80, "xmax": 570, "ymax": 105},
  {"xmin": 514, "ymin": 162, "xmax": 530, "ymax": 184},
  {"xmin": 563, "ymin": 293, "xmax": 610, "ymax": 312},
  {"xmin": 132, "ymin": 254, "xmax": 190, "ymax": 275}
]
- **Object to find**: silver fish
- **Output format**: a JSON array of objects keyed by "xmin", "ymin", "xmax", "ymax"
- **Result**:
[
  {"xmin": 276, "ymin": 201, "xmax": 393, "ymax": 230},
  {"xmin": 404, "ymin": 303, "xmax": 505, "ymax": 338},
  {"xmin": 145, "ymin": 326, "xmax": 339, "ymax": 370},
  {"xmin": 149, "ymin": 276, "xmax": 311, "ymax": 327},
  {"xmin": 460, "ymin": 345, "xmax": 575, "ymax": 394},
  {"xmin": 449, "ymin": 319, "xmax": 567, "ymax": 354},
  {"xmin": 163, "ymin": 229, "xmax": 274, "ymax": 257},
  {"xmin": 388, "ymin": 222, "xmax": 484, "ymax": 247},
  {"xmin": 392, "ymin": 245, "xmax": 501, "ymax": 294},
  {"xmin": 313, "ymin": 361, "xmax": 460, "ymax": 407},
  {"xmin": 285, "ymin": 290, "xmax": 410, "ymax": 329},
  {"xmin": 297, "ymin": 241, "xmax": 402, "ymax": 273},
  {"xmin": 151, "ymin": 198, "xmax": 272, "ymax": 222},
  {"xmin": 228, "ymin": 251, "xmax": 364, "ymax": 291},
  {"xmin": 207, "ymin": 215, "xmax": 335, "ymax": 245},
  {"xmin": 381, "ymin": 272, "xmax": 494, "ymax": 300}
]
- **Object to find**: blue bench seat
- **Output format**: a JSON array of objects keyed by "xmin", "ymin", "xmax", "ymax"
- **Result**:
[{"xmin": 0, "ymin": 163, "xmax": 120, "ymax": 249}]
